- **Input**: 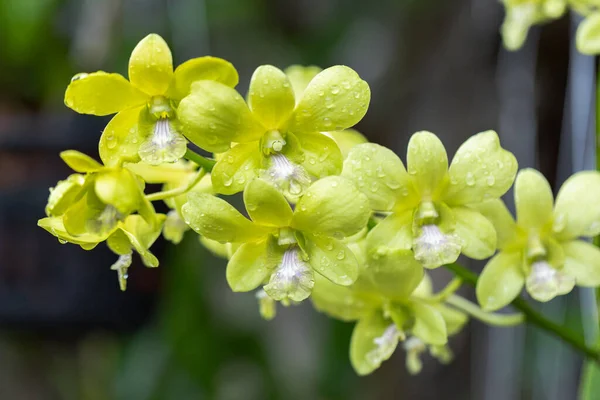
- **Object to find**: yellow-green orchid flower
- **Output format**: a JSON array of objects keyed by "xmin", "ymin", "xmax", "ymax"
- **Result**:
[
  {"xmin": 64, "ymin": 33, "xmax": 238, "ymax": 166},
  {"xmin": 343, "ymin": 130, "xmax": 518, "ymax": 270},
  {"xmin": 285, "ymin": 64, "xmax": 368, "ymax": 158},
  {"xmin": 312, "ymin": 271, "xmax": 467, "ymax": 375},
  {"xmin": 500, "ymin": 0, "xmax": 566, "ymax": 51},
  {"xmin": 178, "ymin": 64, "xmax": 370, "ymax": 199},
  {"xmin": 475, "ymin": 169, "xmax": 600, "ymax": 310},
  {"xmin": 38, "ymin": 150, "xmax": 164, "ymax": 290},
  {"xmin": 181, "ymin": 176, "xmax": 370, "ymax": 303},
  {"xmin": 126, "ymin": 160, "xmax": 213, "ymax": 244},
  {"xmin": 576, "ymin": 8, "xmax": 600, "ymax": 54}
]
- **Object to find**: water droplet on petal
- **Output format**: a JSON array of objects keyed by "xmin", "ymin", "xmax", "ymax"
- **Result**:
[{"xmin": 465, "ymin": 172, "xmax": 475, "ymax": 186}]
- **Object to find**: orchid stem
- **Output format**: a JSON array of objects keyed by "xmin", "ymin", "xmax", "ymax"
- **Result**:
[
  {"xmin": 445, "ymin": 262, "xmax": 600, "ymax": 364},
  {"xmin": 446, "ymin": 294, "xmax": 524, "ymax": 327},
  {"xmin": 184, "ymin": 148, "xmax": 216, "ymax": 172},
  {"xmin": 145, "ymin": 168, "xmax": 206, "ymax": 202}
]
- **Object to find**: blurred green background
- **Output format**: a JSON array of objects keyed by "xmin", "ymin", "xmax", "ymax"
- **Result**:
[{"xmin": 0, "ymin": 0, "xmax": 588, "ymax": 399}]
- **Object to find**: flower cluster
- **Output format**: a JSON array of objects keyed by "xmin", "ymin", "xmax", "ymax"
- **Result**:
[
  {"xmin": 501, "ymin": 0, "xmax": 600, "ymax": 54},
  {"xmin": 40, "ymin": 33, "xmax": 600, "ymax": 375}
]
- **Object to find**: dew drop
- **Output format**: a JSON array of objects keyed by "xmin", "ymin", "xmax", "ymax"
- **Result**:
[
  {"xmin": 486, "ymin": 175, "xmax": 495, "ymax": 186},
  {"xmin": 336, "ymin": 251, "xmax": 345, "ymax": 260},
  {"xmin": 71, "ymin": 72, "xmax": 89, "ymax": 82},
  {"xmin": 465, "ymin": 172, "xmax": 475, "ymax": 186},
  {"xmin": 331, "ymin": 85, "xmax": 340, "ymax": 95}
]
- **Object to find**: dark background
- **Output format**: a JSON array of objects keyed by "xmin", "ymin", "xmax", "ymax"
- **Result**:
[{"xmin": 0, "ymin": 0, "xmax": 587, "ymax": 399}]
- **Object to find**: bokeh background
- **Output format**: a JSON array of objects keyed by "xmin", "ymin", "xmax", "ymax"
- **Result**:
[{"xmin": 0, "ymin": 0, "xmax": 594, "ymax": 399}]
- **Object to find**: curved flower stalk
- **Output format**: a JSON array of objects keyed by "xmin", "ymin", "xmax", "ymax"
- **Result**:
[
  {"xmin": 38, "ymin": 150, "xmax": 164, "ymax": 290},
  {"xmin": 474, "ymin": 168, "xmax": 600, "ymax": 310},
  {"xmin": 181, "ymin": 176, "xmax": 370, "ymax": 303},
  {"xmin": 500, "ymin": 0, "xmax": 566, "ymax": 51},
  {"xmin": 312, "ymin": 268, "xmax": 468, "ymax": 375},
  {"xmin": 343, "ymin": 130, "xmax": 518, "ymax": 270},
  {"xmin": 126, "ymin": 160, "xmax": 213, "ymax": 244},
  {"xmin": 177, "ymin": 64, "xmax": 370, "ymax": 199},
  {"xmin": 64, "ymin": 34, "xmax": 238, "ymax": 166}
]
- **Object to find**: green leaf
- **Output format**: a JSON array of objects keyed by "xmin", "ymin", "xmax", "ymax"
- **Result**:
[
  {"xmin": 295, "ymin": 132, "xmax": 343, "ymax": 179},
  {"xmin": 288, "ymin": 65, "xmax": 370, "ymax": 132},
  {"xmin": 350, "ymin": 311, "xmax": 398, "ymax": 376},
  {"xmin": 452, "ymin": 206, "xmax": 497, "ymax": 259},
  {"xmin": 128, "ymin": 33, "xmax": 173, "ymax": 96},
  {"xmin": 443, "ymin": 130, "xmax": 518, "ymax": 206},
  {"xmin": 305, "ymin": 233, "xmax": 358, "ymax": 286},
  {"xmin": 579, "ymin": 360, "xmax": 600, "ymax": 400},
  {"xmin": 476, "ymin": 251, "xmax": 524, "ymax": 311},
  {"xmin": 247, "ymin": 65, "xmax": 296, "ymax": 130},
  {"xmin": 292, "ymin": 176, "xmax": 370, "ymax": 238},
  {"xmin": 60, "ymin": 150, "xmax": 103, "ymax": 173},
  {"xmin": 406, "ymin": 131, "xmax": 449, "ymax": 198},
  {"xmin": 554, "ymin": 171, "xmax": 600, "ymax": 240},
  {"xmin": 171, "ymin": 56, "xmax": 239, "ymax": 99},
  {"xmin": 181, "ymin": 192, "xmax": 272, "ymax": 243},
  {"xmin": 178, "ymin": 80, "xmax": 264, "ymax": 153},
  {"xmin": 343, "ymin": 143, "xmax": 418, "ymax": 211},
  {"xmin": 514, "ymin": 168, "xmax": 554, "ymax": 229},
  {"xmin": 64, "ymin": 72, "xmax": 148, "ymax": 116},
  {"xmin": 243, "ymin": 178, "xmax": 293, "ymax": 227},
  {"xmin": 577, "ymin": 12, "xmax": 600, "ymax": 55},
  {"xmin": 211, "ymin": 142, "xmax": 262, "ymax": 195},
  {"xmin": 562, "ymin": 240, "xmax": 600, "ymax": 287},
  {"xmin": 226, "ymin": 239, "xmax": 276, "ymax": 292},
  {"xmin": 410, "ymin": 301, "xmax": 448, "ymax": 346}
]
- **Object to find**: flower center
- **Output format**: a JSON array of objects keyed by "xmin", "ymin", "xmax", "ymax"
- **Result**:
[
  {"xmin": 264, "ymin": 153, "xmax": 311, "ymax": 197},
  {"xmin": 413, "ymin": 224, "xmax": 462, "ymax": 269},
  {"xmin": 525, "ymin": 259, "xmax": 575, "ymax": 302},
  {"xmin": 138, "ymin": 118, "xmax": 188, "ymax": 165},
  {"xmin": 88, "ymin": 204, "xmax": 122, "ymax": 235},
  {"xmin": 263, "ymin": 246, "xmax": 314, "ymax": 304}
]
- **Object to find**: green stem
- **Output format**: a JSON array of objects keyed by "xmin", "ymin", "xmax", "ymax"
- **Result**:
[
  {"xmin": 446, "ymin": 294, "xmax": 524, "ymax": 327},
  {"xmin": 145, "ymin": 169, "xmax": 205, "ymax": 202},
  {"xmin": 429, "ymin": 277, "xmax": 463, "ymax": 302},
  {"xmin": 445, "ymin": 262, "xmax": 600, "ymax": 363},
  {"xmin": 184, "ymin": 148, "xmax": 216, "ymax": 172}
]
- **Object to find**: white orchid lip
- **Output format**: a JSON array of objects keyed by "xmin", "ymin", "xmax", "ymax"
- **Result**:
[
  {"xmin": 88, "ymin": 204, "xmax": 122, "ymax": 235},
  {"xmin": 264, "ymin": 246, "xmax": 314, "ymax": 303},
  {"xmin": 526, "ymin": 259, "xmax": 575, "ymax": 302},
  {"xmin": 265, "ymin": 153, "xmax": 311, "ymax": 196},
  {"xmin": 138, "ymin": 118, "xmax": 188, "ymax": 165},
  {"xmin": 413, "ymin": 224, "xmax": 462, "ymax": 269},
  {"xmin": 365, "ymin": 323, "xmax": 402, "ymax": 368},
  {"xmin": 110, "ymin": 252, "xmax": 133, "ymax": 291}
]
